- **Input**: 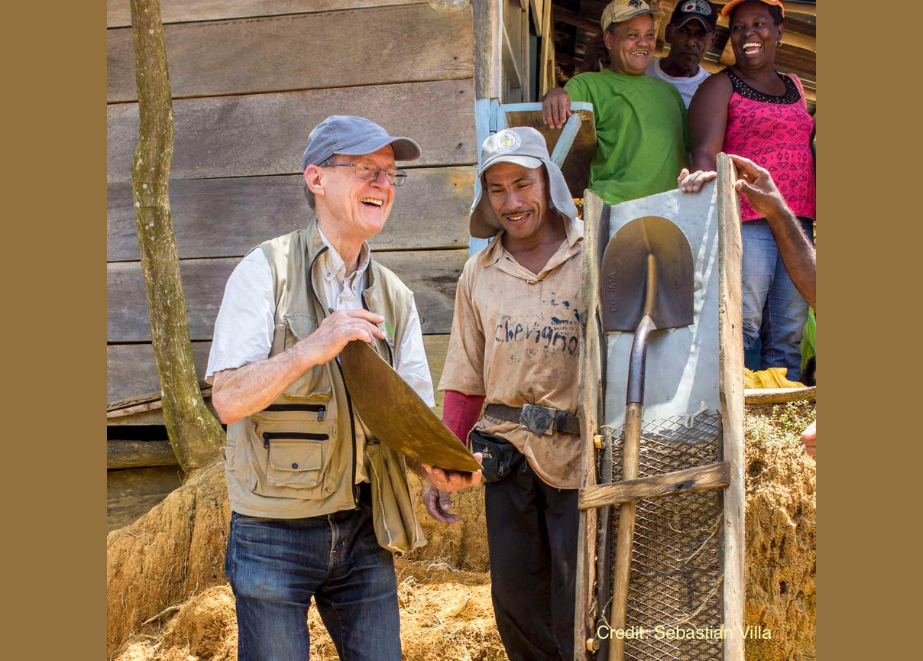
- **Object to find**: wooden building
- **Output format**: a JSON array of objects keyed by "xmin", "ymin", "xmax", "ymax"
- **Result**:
[{"xmin": 106, "ymin": 0, "xmax": 816, "ymax": 530}]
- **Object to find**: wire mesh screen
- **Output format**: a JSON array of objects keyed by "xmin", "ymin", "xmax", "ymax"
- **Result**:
[{"xmin": 598, "ymin": 412, "xmax": 723, "ymax": 661}]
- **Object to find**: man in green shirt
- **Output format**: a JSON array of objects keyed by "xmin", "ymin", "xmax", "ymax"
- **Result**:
[{"xmin": 542, "ymin": 0, "xmax": 688, "ymax": 205}]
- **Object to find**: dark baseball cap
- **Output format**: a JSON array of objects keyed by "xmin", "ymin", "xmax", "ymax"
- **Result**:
[
  {"xmin": 671, "ymin": 0, "xmax": 718, "ymax": 32},
  {"xmin": 302, "ymin": 115, "xmax": 422, "ymax": 171}
]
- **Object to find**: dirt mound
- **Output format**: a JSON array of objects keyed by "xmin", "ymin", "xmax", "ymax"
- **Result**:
[
  {"xmin": 109, "ymin": 404, "xmax": 815, "ymax": 661},
  {"xmin": 107, "ymin": 465, "xmax": 488, "ymax": 658},
  {"xmin": 744, "ymin": 402, "xmax": 817, "ymax": 661},
  {"xmin": 107, "ymin": 464, "xmax": 231, "ymax": 659},
  {"xmin": 405, "ymin": 471, "xmax": 490, "ymax": 573},
  {"xmin": 115, "ymin": 567, "xmax": 504, "ymax": 661}
]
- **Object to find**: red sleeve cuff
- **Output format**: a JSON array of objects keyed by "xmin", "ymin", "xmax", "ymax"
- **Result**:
[{"xmin": 442, "ymin": 390, "xmax": 485, "ymax": 446}]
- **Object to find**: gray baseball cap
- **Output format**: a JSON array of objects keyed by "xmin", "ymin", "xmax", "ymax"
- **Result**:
[
  {"xmin": 469, "ymin": 127, "xmax": 578, "ymax": 239},
  {"xmin": 302, "ymin": 115, "xmax": 422, "ymax": 171}
]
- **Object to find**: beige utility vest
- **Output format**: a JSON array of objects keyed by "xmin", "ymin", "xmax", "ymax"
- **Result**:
[{"xmin": 223, "ymin": 222, "xmax": 425, "ymax": 554}]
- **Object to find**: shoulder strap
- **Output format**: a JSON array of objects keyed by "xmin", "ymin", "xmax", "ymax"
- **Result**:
[{"xmin": 787, "ymin": 73, "xmax": 808, "ymax": 111}]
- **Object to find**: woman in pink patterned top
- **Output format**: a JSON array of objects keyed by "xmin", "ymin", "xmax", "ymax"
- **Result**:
[{"xmin": 682, "ymin": 0, "xmax": 815, "ymax": 381}]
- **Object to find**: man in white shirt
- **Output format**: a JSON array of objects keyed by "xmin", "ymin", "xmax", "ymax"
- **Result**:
[
  {"xmin": 206, "ymin": 116, "xmax": 469, "ymax": 661},
  {"xmin": 645, "ymin": 0, "xmax": 718, "ymax": 108}
]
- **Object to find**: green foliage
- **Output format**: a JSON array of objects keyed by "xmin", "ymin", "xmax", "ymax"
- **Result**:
[{"xmin": 745, "ymin": 401, "xmax": 816, "ymax": 448}]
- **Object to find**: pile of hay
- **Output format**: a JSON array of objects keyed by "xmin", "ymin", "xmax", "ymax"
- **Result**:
[
  {"xmin": 114, "ymin": 566, "xmax": 504, "ymax": 661},
  {"xmin": 106, "ymin": 466, "xmax": 490, "ymax": 659},
  {"xmin": 107, "ymin": 464, "xmax": 231, "ymax": 657},
  {"xmin": 108, "ymin": 403, "xmax": 816, "ymax": 661},
  {"xmin": 744, "ymin": 402, "xmax": 817, "ymax": 661}
]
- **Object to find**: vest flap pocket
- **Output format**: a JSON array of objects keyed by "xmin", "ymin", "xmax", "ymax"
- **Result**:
[
  {"xmin": 267, "ymin": 442, "xmax": 324, "ymax": 488},
  {"xmin": 285, "ymin": 314, "xmax": 318, "ymax": 342}
]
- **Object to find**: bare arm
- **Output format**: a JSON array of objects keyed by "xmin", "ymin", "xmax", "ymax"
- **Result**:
[
  {"xmin": 211, "ymin": 309, "xmax": 387, "ymax": 424},
  {"xmin": 729, "ymin": 154, "xmax": 816, "ymax": 310},
  {"xmin": 678, "ymin": 73, "xmax": 733, "ymax": 193},
  {"xmin": 688, "ymin": 73, "xmax": 731, "ymax": 172},
  {"xmin": 764, "ymin": 209, "xmax": 816, "ymax": 310}
]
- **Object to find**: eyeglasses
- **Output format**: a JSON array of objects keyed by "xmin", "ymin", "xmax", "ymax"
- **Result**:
[{"xmin": 325, "ymin": 163, "xmax": 408, "ymax": 187}]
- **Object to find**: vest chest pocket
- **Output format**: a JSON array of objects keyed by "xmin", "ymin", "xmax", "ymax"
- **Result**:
[{"xmin": 280, "ymin": 314, "xmax": 327, "ymax": 398}]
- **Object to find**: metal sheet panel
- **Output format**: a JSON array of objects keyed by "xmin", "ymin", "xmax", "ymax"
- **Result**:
[{"xmin": 604, "ymin": 183, "xmax": 721, "ymax": 427}]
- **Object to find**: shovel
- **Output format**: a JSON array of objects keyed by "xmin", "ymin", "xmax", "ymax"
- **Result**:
[{"xmin": 600, "ymin": 216, "xmax": 695, "ymax": 661}]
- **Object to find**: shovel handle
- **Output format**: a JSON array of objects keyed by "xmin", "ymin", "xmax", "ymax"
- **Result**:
[{"xmin": 608, "ymin": 402, "xmax": 642, "ymax": 661}]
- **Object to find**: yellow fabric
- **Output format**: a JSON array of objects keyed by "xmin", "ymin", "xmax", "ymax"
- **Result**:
[{"xmin": 744, "ymin": 367, "xmax": 805, "ymax": 389}]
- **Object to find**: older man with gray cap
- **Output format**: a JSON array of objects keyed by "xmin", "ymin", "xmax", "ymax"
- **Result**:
[
  {"xmin": 434, "ymin": 127, "xmax": 584, "ymax": 661},
  {"xmin": 207, "ymin": 115, "xmax": 454, "ymax": 661}
]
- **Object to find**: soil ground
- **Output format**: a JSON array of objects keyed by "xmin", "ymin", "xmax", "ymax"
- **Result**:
[{"xmin": 109, "ymin": 402, "xmax": 816, "ymax": 661}]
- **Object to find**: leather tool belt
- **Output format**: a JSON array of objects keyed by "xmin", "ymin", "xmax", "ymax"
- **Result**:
[{"xmin": 484, "ymin": 403, "xmax": 581, "ymax": 437}]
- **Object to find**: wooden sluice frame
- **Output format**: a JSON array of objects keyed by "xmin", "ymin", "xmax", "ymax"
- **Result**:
[{"xmin": 575, "ymin": 154, "xmax": 745, "ymax": 661}]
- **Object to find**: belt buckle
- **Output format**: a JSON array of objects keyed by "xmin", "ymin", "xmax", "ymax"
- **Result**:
[{"xmin": 520, "ymin": 404, "xmax": 555, "ymax": 436}]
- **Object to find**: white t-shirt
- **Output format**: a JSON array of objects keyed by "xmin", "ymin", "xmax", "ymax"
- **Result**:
[{"xmin": 645, "ymin": 58, "xmax": 710, "ymax": 109}]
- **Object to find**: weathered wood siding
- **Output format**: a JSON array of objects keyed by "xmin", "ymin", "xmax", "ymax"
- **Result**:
[{"xmin": 107, "ymin": 1, "xmax": 477, "ymax": 417}]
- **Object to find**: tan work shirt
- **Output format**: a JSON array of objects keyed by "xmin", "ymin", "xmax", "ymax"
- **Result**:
[{"xmin": 439, "ymin": 216, "xmax": 585, "ymax": 489}]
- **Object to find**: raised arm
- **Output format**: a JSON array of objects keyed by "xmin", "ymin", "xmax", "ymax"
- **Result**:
[
  {"xmin": 212, "ymin": 309, "xmax": 387, "ymax": 424},
  {"xmin": 729, "ymin": 154, "xmax": 816, "ymax": 310}
]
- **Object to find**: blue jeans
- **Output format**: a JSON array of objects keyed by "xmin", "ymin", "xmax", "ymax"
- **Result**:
[
  {"xmin": 225, "ymin": 504, "xmax": 401, "ymax": 661},
  {"xmin": 741, "ymin": 218, "xmax": 814, "ymax": 379}
]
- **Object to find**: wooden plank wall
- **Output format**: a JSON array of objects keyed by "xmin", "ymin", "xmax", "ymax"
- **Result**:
[{"xmin": 107, "ymin": 0, "xmax": 478, "ymax": 425}]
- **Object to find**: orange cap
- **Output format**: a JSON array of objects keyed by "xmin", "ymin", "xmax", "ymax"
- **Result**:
[{"xmin": 721, "ymin": 0, "xmax": 785, "ymax": 18}]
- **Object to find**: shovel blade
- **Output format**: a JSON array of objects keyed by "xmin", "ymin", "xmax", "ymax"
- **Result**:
[{"xmin": 601, "ymin": 215, "xmax": 695, "ymax": 332}]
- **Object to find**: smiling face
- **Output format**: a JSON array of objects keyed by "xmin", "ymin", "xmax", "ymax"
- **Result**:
[
  {"xmin": 664, "ymin": 20, "xmax": 716, "ymax": 75},
  {"xmin": 304, "ymin": 145, "xmax": 396, "ymax": 241},
  {"xmin": 729, "ymin": 2, "xmax": 783, "ymax": 71},
  {"xmin": 604, "ymin": 14, "xmax": 656, "ymax": 76},
  {"xmin": 484, "ymin": 162, "xmax": 553, "ymax": 242}
]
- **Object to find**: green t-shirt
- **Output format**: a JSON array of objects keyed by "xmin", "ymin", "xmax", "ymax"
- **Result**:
[{"xmin": 565, "ymin": 69, "xmax": 688, "ymax": 205}]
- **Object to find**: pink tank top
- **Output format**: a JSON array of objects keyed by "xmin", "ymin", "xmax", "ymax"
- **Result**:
[{"xmin": 723, "ymin": 69, "xmax": 816, "ymax": 222}]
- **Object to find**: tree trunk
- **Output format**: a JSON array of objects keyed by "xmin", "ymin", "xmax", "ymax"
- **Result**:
[{"xmin": 129, "ymin": 0, "xmax": 224, "ymax": 471}]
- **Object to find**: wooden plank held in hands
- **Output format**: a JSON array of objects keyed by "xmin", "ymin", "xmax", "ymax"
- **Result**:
[{"xmin": 577, "ymin": 462, "xmax": 731, "ymax": 510}]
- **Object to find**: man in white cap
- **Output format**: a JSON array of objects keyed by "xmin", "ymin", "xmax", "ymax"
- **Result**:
[
  {"xmin": 433, "ymin": 127, "xmax": 585, "ymax": 661},
  {"xmin": 207, "ymin": 115, "xmax": 469, "ymax": 661},
  {"xmin": 543, "ymin": 0, "xmax": 687, "ymax": 206}
]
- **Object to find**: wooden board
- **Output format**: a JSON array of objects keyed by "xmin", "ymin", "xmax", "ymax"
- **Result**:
[
  {"xmin": 107, "ymin": 342, "xmax": 212, "ymax": 403},
  {"xmin": 107, "ymin": 79, "xmax": 477, "ymax": 183},
  {"xmin": 503, "ymin": 108, "xmax": 597, "ymax": 198},
  {"xmin": 573, "ymin": 191, "xmax": 609, "ymax": 661},
  {"xmin": 107, "ymin": 0, "xmax": 427, "ymax": 27},
  {"xmin": 717, "ymin": 152, "xmax": 746, "ymax": 661},
  {"xmin": 107, "ymin": 4, "xmax": 474, "ymax": 102},
  {"xmin": 107, "ymin": 465, "xmax": 184, "ymax": 532},
  {"xmin": 107, "ymin": 250, "xmax": 466, "ymax": 342},
  {"xmin": 108, "ymin": 440, "xmax": 178, "ymax": 469},
  {"xmin": 578, "ymin": 462, "xmax": 730, "ymax": 509},
  {"xmin": 745, "ymin": 386, "xmax": 816, "ymax": 406},
  {"xmin": 108, "ymin": 336, "xmax": 451, "ymax": 417},
  {"xmin": 107, "ymin": 168, "xmax": 474, "ymax": 261}
]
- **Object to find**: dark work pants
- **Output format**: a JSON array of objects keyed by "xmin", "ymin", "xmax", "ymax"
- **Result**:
[{"xmin": 485, "ymin": 451, "xmax": 579, "ymax": 661}]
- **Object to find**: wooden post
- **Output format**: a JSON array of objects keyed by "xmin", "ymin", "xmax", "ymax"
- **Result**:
[
  {"xmin": 129, "ymin": 0, "xmax": 225, "ymax": 472},
  {"xmin": 717, "ymin": 152, "xmax": 746, "ymax": 661},
  {"xmin": 575, "ymin": 191, "xmax": 610, "ymax": 660}
]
